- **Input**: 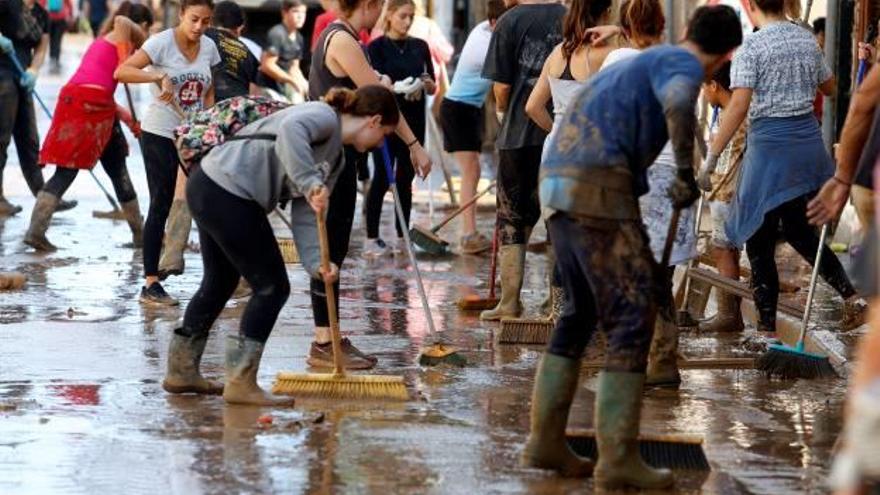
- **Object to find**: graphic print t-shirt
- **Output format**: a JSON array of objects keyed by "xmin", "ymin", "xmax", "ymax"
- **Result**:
[
  {"xmin": 141, "ymin": 29, "xmax": 222, "ymax": 138},
  {"xmin": 482, "ymin": 3, "xmax": 565, "ymax": 150},
  {"xmin": 205, "ymin": 28, "xmax": 259, "ymax": 102}
]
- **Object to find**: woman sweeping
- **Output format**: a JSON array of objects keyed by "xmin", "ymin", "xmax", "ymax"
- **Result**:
[
  {"xmin": 364, "ymin": 0, "xmax": 435, "ymax": 257},
  {"xmin": 706, "ymin": 0, "xmax": 866, "ymax": 335},
  {"xmin": 305, "ymin": 0, "xmax": 431, "ymax": 370},
  {"xmin": 24, "ymin": 1, "xmax": 153, "ymax": 252},
  {"xmin": 115, "ymin": 0, "xmax": 221, "ymax": 306},
  {"xmin": 162, "ymin": 85, "xmax": 400, "ymax": 405}
]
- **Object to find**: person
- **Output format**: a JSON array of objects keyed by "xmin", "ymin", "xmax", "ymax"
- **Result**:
[
  {"xmin": 812, "ymin": 17, "xmax": 826, "ymax": 121},
  {"xmin": 705, "ymin": 0, "xmax": 866, "ymax": 336},
  {"xmin": 407, "ymin": 0, "xmax": 453, "ymax": 118},
  {"xmin": 162, "ymin": 85, "xmax": 399, "ymax": 406},
  {"xmin": 24, "ymin": 2, "xmax": 152, "ymax": 252},
  {"xmin": 696, "ymin": 60, "xmax": 747, "ymax": 334},
  {"xmin": 259, "ymin": 0, "xmax": 308, "ymax": 103},
  {"xmin": 363, "ymin": 0, "xmax": 435, "ymax": 257},
  {"xmin": 115, "ymin": 0, "xmax": 221, "ymax": 306},
  {"xmin": 41, "ymin": 0, "xmax": 72, "ymax": 74},
  {"xmin": 0, "ymin": 0, "xmax": 77, "ymax": 217},
  {"xmin": 479, "ymin": 0, "xmax": 566, "ymax": 322},
  {"xmin": 81, "ymin": 0, "xmax": 110, "ymax": 37},
  {"xmin": 311, "ymin": 0, "xmax": 370, "ymax": 50},
  {"xmin": 307, "ymin": 0, "xmax": 432, "ymax": 369},
  {"xmin": 438, "ymin": 0, "xmax": 507, "ymax": 254},
  {"xmin": 526, "ymin": 5, "xmax": 740, "ymax": 487},
  {"xmin": 205, "ymin": 0, "xmax": 260, "ymax": 102}
]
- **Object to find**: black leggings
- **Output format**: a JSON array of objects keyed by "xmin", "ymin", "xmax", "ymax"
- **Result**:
[
  {"xmin": 43, "ymin": 121, "xmax": 137, "ymax": 202},
  {"xmin": 181, "ymin": 168, "xmax": 290, "ymax": 343},
  {"xmin": 310, "ymin": 146, "xmax": 359, "ymax": 327},
  {"xmin": 746, "ymin": 194, "xmax": 856, "ymax": 329},
  {"xmin": 497, "ymin": 146, "xmax": 543, "ymax": 245},
  {"xmin": 367, "ymin": 135, "xmax": 415, "ymax": 238},
  {"xmin": 141, "ymin": 132, "xmax": 180, "ymax": 278}
]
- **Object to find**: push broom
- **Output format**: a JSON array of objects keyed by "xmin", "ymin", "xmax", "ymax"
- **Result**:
[
  {"xmin": 380, "ymin": 142, "xmax": 466, "ymax": 366},
  {"xmin": 457, "ymin": 225, "xmax": 500, "ymax": 311},
  {"xmin": 272, "ymin": 208, "xmax": 409, "ymax": 400},
  {"xmin": 409, "ymin": 182, "xmax": 496, "ymax": 255},
  {"xmin": 756, "ymin": 224, "xmax": 837, "ymax": 379}
]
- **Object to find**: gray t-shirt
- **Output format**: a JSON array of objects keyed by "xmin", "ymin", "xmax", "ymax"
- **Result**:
[
  {"xmin": 731, "ymin": 21, "xmax": 831, "ymax": 120},
  {"xmin": 141, "ymin": 29, "xmax": 222, "ymax": 138}
]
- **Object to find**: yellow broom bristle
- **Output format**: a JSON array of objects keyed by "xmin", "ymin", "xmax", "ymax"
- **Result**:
[
  {"xmin": 272, "ymin": 372, "xmax": 409, "ymax": 401},
  {"xmin": 277, "ymin": 239, "xmax": 300, "ymax": 264}
]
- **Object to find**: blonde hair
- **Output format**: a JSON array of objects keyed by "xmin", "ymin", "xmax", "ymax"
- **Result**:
[{"xmin": 383, "ymin": 0, "xmax": 416, "ymax": 33}]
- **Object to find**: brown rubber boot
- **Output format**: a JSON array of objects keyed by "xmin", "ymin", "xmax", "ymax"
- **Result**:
[
  {"xmin": 162, "ymin": 330, "xmax": 224, "ymax": 395},
  {"xmin": 481, "ymin": 244, "xmax": 525, "ymax": 321},
  {"xmin": 699, "ymin": 291, "xmax": 744, "ymax": 333},
  {"xmin": 121, "ymin": 199, "xmax": 144, "ymax": 248},
  {"xmin": 521, "ymin": 353, "xmax": 594, "ymax": 477},
  {"xmin": 594, "ymin": 371, "xmax": 674, "ymax": 490},
  {"xmin": 158, "ymin": 199, "xmax": 191, "ymax": 280},
  {"xmin": 645, "ymin": 311, "xmax": 681, "ymax": 388},
  {"xmin": 24, "ymin": 191, "xmax": 60, "ymax": 252},
  {"xmin": 223, "ymin": 334, "xmax": 296, "ymax": 406}
]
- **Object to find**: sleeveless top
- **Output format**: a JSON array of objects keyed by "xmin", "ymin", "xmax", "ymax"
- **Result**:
[
  {"xmin": 308, "ymin": 21, "xmax": 360, "ymax": 100},
  {"xmin": 542, "ymin": 51, "xmax": 592, "ymax": 162},
  {"xmin": 68, "ymin": 37, "xmax": 131, "ymax": 92}
]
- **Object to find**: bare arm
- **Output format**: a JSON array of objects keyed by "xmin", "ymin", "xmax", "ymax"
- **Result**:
[
  {"xmin": 115, "ymin": 49, "xmax": 164, "ymax": 83},
  {"xmin": 260, "ymin": 52, "xmax": 296, "ymax": 85},
  {"xmin": 106, "ymin": 15, "xmax": 145, "ymax": 48},
  {"xmin": 29, "ymin": 33, "xmax": 48, "ymax": 72},
  {"xmin": 709, "ymin": 88, "xmax": 751, "ymax": 155},
  {"xmin": 526, "ymin": 55, "xmax": 555, "ymax": 133},
  {"xmin": 289, "ymin": 59, "xmax": 308, "ymax": 94},
  {"xmin": 493, "ymin": 83, "xmax": 511, "ymax": 112},
  {"xmin": 819, "ymin": 76, "xmax": 836, "ymax": 97}
]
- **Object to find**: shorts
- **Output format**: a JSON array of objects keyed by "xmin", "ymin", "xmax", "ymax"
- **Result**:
[
  {"xmin": 439, "ymin": 98, "xmax": 483, "ymax": 153},
  {"xmin": 709, "ymin": 200, "xmax": 736, "ymax": 249}
]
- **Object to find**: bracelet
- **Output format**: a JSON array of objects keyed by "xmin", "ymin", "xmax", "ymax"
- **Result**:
[
  {"xmin": 406, "ymin": 139, "xmax": 418, "ymax": 148},
  {"xmin": 832, "ymin": 176, "xmax": 852, "ymax": 187}
]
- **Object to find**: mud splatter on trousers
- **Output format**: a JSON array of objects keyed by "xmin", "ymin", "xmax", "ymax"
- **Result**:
[
  {"xmin": 745, "ymin": 194, "xmax": 855, "ymax": 329},
  {"xmin": 497, "ymin": 146, "xmax": 543, "ymax": 245},
  {"xmin": 546, "ymin": 212, "xmax": 669, "ymax": 372}
]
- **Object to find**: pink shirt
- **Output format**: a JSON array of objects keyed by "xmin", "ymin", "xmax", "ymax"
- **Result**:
[{"xmin": 69, "ymin": 37, "xmax": 127, "ymax": 92}]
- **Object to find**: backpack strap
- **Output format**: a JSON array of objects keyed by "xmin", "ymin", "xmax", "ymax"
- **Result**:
[{"xmin": 227, "ymin": 133, "xmax": 276, "ymax": 142}]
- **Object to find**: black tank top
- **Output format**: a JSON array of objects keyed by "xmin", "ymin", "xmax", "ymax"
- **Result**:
[{"xmin": 308, "ymin": 22, "xmax": 361, "ymax": 101}]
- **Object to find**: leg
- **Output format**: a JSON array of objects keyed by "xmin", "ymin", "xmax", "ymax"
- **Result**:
[
  {"xmin": 365, "ymin": 147, "xmax": 390, "ymax": 240},
  {"xmin": 24, "ymin": 167, "xmax": 78, "ymax": 251},
  {"xmin": 140, "ymin": 133, "xmax": 179, "ymax": 297},
  {"xmin": 12, "ymin": 89, "xmax": 45, "ymax": 196},
  {"xmin": 745, "ymin": 207, "xmax": 781, "ymax": 333},
  {"xmin": 0, "ymin": 77, "xmax": 21, "ymax": 214},
  {"xmin": 99, "ymin": 122, "xmax": 143, "ymax": 246},
  {"xmin": 48, "ymin": 19, "xmax": 64, "ymax": 71},
  {"xmin": 455, "ymin": 151, "xmax": 481, "ymax": 236},
  {"xmin": 701, "ymin": 200, "xmax": 745, "ymax": 332},
  {"xmin": 393, "ymin": 136, "xmax": 415, "ymax": 239}
]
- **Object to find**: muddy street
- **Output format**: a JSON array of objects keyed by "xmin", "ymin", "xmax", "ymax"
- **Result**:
[{"xmin": 0, "ymin": 34, "xmax": 855, "ymax": 495}]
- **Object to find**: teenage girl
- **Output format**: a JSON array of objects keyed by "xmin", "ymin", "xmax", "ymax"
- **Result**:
[
  {"xmin": 25, "ymin": 1, "xmax": 152, "ymax": 252},
  {"xmin": 115, "ymin": 0, "xmax": 221, "ymax": 306}
]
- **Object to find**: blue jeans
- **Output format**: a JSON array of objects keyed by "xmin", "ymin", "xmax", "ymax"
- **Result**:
[{"xmin": 0, "ymin": 75, "xmax": 45, "ymax": 197}]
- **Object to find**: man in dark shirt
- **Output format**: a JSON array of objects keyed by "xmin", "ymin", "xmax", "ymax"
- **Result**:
[
  {"xmin": 206, "ymin": 1, "xmax": 259, "ymax": 102},
  {"xmin": 479, "ymin": 0, "xmax": 565, "ymax": 322},
  {"xmin": 0, "ymin": 0, "xmax": 73, "ymax": 215},
  {"xmin": 259, "ymin": 0, "xmax": 308, "ymax": 103}
]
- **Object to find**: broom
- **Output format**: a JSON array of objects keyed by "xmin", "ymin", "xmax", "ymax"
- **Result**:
[
  {"xmin": 756, "ymin": 224, "xmax": 836, "ymax": 379},
  {"xmin": 457, "ymin": 225, "xmax": 500, "ymax": 311},
  {"xmin": 272, "ymin": 208, "xmax": 409, "ymax": 400},
  {"xmin": 380, "ymin": 142, "xmax": 466, "ymax": 366},
  {"xmin": 676, "ymin": 195, "xmax": 705, "ymax": 328},
  {"xmin": 409, "ymin": 182, "xmax": 496, "ymax": 255},
  {"xmin": 272, "ymin": 207, "xmax": 301, "ymax": 264}
]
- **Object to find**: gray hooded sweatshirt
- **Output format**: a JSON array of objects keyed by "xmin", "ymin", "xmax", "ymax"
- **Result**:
[{"xmin": 199, "ymin": 102, "xmax": 345, "ymax": 278}]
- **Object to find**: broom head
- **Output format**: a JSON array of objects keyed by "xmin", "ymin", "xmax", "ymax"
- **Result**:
[
  {"xmin": 277, "ymin": 238, "xmax": 300, "ymax": 264},
  {"xmin": 272, "ymin": 371, "xmax": 409, "ymax": 401},
  {"xmin": 409, "ymin": 226, "xmax": 449, "ymax": 255},
  {"xmin": 498, "ymin": 318, "xmax": 554, "ymax": 344},
  {"xmin": 457, "ymin": 294, "xmax": 499, "ymax": 311},
  {"xmin": 756, "ymin": 343, "xmax": 836, "ymax": 379},
  {"xmin": 418, "ymin": 343, "xmax": 467, "ymax": 367},
  {"xmin": 92, "ymin": 209, "xmax": 126, "ymax": 220},
  {"xmin": 566, "ymin": 429, "xmax": 710, "ymax": 471}
]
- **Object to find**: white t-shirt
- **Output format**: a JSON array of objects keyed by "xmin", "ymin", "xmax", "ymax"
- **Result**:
[
  {"xmin": 445, "ymin": 21, "xmax": 493, "ymax": 107},
  {"xmin": 141, "ymin": 29, "xmax": 221, "ymax": 139}
]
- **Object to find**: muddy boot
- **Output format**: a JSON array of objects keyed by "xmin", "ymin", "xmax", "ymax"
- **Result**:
[
  {"xmin": 645, "ymin": 312, "xmax": 681, "ymax": 388},
  {"xmin": 162, "ymin": 329, "xmax": 224, "ymax": 395},
  {"xmin": 0, "ymin": 195, "xmax": 22, "ymax": 216},
  {"xmin": 481, "ymin": 244, "xmax": 525, "ymax": 321},
  {"xmin": 594, "ymin": 371, "xmax": 674, "ymax": 490},
  {"xmin": 842, "ymin": 296, "xmax": 868, "ymax": 330},
  {"xmin": 121, "ymin": 199, "xmax": 144, "ymax": 248},
  {"xmin": 158, "ymin": 199, "xmax": 191, "ymax": 280},
  {"xmin": 521, "ymin": 353, "xmax": 594, "ymax": 477},
  {"xmin": 699, "ymin": 291, "xmax": 744, "ymax": 333},
  {"xmin": 223, "ymin": 334, "xmax": 295, "ymax": 407},
  {"xmin": 24, "ymin": 191, "xmax": 60, "ymax": 252}
]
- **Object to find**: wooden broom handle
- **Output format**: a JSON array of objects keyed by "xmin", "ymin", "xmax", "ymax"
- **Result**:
[
  {"xmin": 430, "ymin": 182, "xmax": 496, "ymax": 234},
  {"xmin": 316, "ymin": 210, "xmax": 346, "ymax": 377}
]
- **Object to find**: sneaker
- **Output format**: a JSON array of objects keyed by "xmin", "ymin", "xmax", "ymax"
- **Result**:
[
  {"xmin": 0, "ymin": 197, "xmax": 22, "ymax": 216},
  {"xmin": 139, "ymin": 282, "xmax": 179, "ymax": 306},
  {"xmin": 306, "ymin": 338, "xmax": 378, "ymax": 370},
  {"xmin": 460, "ymin": 233, "xmax": 492, "ymax": 255},
  {"xmin": 364, "ymin": 238, "xmax": 390, "ymax": 258}
]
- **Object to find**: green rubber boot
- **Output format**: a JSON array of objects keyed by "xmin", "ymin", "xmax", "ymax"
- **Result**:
[
  {"xmin": 521, "ymin": 353, "xmax": 594, "ymax": 477},
  {"xmin": 162, "ymin": 329, "xmax": 224, "ymax": 395},
  {"xmin": 594, "ymin": 371, "xmax": 674, "ymax": 490}
]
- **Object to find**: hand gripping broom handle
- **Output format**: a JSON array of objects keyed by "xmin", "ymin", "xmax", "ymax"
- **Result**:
[
  {"xmin": 428, "ymin": 182, "xmax": 496, "ymax": 234},
  {"xmin": 316, "ymin": 208, "xmax": 347, "ymax": 377},
  {"xmin": 382, "ymin": 141, "xmax": 441, "ymax": 341},
  {"xmin": 797, "ymin": 224, "xmax": 828, "ymax": 351}
]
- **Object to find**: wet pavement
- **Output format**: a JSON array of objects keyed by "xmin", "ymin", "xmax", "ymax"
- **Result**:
[{"xmin": 0, "ymin": 34, "xmax": 856, "ymax": 494}]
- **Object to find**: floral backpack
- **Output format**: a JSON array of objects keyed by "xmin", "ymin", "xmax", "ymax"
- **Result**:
[{"xmin": 174, "ymin": 95, "xmax": 291, "ymax": 174}]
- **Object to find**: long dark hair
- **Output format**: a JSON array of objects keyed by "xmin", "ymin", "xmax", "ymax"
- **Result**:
[
  {"xmin": 561, "ymin": 0, "xmax": 612, "ymax": 58},
  {"xmin": 324, "ymin": 85, "xmax": 400, "ymax": 127},
  {"xmin": 99, "ymin": 1, "xmax": 154, "ymax": 36}
]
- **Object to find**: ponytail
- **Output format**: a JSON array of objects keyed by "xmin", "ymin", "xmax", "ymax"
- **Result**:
[
  {"xmin": 99, "ymin": 1, "xmax": 155, "ymax": 36},
  {"xmin": 324, "ymin": 86, "xmax": 400, "ymax": 127}
]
